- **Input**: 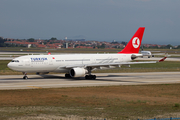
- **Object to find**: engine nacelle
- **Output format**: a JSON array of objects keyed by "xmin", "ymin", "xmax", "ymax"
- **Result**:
[{"xmin": 70, "ymin": 68, "xmax": 87, "ymax": 77}]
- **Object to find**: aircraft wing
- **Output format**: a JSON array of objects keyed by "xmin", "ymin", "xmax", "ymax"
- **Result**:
[{"xmin": 65, "ymin": 57, "xmax": 167, "ymax": 68}]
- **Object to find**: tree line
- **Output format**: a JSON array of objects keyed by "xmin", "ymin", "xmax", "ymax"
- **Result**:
[{"xmin": 0, "ymin": 37, "xmax": 180, "ymax": 49}]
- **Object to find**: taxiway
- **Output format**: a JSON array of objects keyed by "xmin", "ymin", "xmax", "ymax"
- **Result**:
[{"xmin": 0, "ymin": 72, "xmax": 180, "ymax": 90}]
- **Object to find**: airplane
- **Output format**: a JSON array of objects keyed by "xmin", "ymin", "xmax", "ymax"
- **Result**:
[
  {"xmin": 141, "ymin": 51, "xmax": 152, "ymax": 58},
  {"xmin": 140, "ymin": 46, "xmax": 154, "ymax": 58},
  {"xmin": 7, "ymin": 27, "xmax": 166, "ymax": 80}
]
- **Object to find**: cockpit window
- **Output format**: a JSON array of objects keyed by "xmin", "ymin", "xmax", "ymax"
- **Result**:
[{"xmin": 11, "ymin": 60, "xmax": 19, "ymax": 62}]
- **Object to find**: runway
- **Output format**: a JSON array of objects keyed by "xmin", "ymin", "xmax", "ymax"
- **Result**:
[{"xmin": 1, "ymin": 72, "xmax": 180, "ymax": 90}]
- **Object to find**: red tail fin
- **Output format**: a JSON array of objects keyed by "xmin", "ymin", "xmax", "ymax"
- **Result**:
[{"xmin": 118, "ymin": 27, "xmax": 145, "ymax": 54}]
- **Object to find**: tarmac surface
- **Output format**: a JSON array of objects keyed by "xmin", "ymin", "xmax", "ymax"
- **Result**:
[{"xmin": 1, "ymin": 72, "xmax": 180, "ymax": 90}]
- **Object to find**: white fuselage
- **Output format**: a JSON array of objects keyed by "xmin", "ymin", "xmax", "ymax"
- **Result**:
[{"xmin": 8, "ymin": 53, "xmax": 132, "ymax": 73}]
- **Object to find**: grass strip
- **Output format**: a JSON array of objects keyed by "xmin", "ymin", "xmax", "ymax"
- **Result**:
[{"xmin": 0, "ymin": 84, "xmax": 180, "ymax": 119}]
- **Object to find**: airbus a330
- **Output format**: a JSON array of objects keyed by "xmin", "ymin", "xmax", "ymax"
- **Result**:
[{"xmin": 7, "ymin": 27, "xmax": 166, "ymax": 79}]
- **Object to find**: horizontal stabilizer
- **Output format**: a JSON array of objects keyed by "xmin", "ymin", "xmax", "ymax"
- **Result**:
[{"xmin": 159, "ymin": 57, "xmax": 167, "ymax": 62}]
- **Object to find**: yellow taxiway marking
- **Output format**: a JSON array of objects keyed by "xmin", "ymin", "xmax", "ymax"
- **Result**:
[{"xmin": 27, "ymin": 86, "xmax": 42, "ymax": 89}]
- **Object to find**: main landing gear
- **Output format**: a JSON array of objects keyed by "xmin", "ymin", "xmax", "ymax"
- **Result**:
[
  {"xmin": 23, "ymin": 72, "xmax": 28, "ymax": 79},
  {"xmin": 85, "ymin": 75, "xmax": 96, "ymax": 79},
  {"xmin": 65, "ymin": 73, "xmax": 96, "ymax": 79},
  {"xmin": 85, "ymin": 67, "xmax": 96, "ymax": 80},
  {"xmin": 65, "ymin": 73, "xmax": 71, "ymax": 78}
]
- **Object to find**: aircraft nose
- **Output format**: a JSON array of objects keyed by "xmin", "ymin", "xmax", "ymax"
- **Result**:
[
  {"xmin": 7, "ymin": 62, "xmax": 15, "ymax": 70},
  {"xmin": 7, "ymin": 62, "xmax": 12, "ymax": 69}
]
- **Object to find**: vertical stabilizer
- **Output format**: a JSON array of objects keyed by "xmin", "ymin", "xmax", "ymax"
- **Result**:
[{"xmin": 118, "ymin": 27, "xmax": 145, "ymax": 54}]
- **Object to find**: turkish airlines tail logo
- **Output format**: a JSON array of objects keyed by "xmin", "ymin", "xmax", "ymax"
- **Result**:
[
  {"xmin": 132, "ymin": 37, "xmax": 140, "ymax": 48},
  {"xmin": 118, "ymin": 27, "xmax": 145, "ymax": 54}
]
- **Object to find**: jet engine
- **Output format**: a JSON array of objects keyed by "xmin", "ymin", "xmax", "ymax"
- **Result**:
[{"xmin": 70, "ymin": 68, "xmax": 87, "ymax": 77}]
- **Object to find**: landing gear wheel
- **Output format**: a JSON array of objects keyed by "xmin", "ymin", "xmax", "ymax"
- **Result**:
[
  {"xmin": 65, "ymin": 73, "xmax": 71, "ymax": 78},
  {"xmin": 85, "ymin": 75, "xmax": 89, "ymax": 79},
  {"xmin": 92, "ymin": 75, "xmax": 96, "ymax": 80},
  {"xmin": 85, "ymin": 75, "xmax": 96, "ymax": 80},
  {"xmin": 22, "ymin": 72, "xmax": 28, "ymax": 80},
  {"xmin": 85, "ymin": 67, "xmax": 96, "ymax": 79},
  {"xmin": 23, "ymin": 76, "xmax": 28, "ymax": 79}
]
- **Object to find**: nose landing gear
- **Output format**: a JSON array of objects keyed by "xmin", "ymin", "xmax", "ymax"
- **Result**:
[
  {"xmin": 23, "ymin": 72, "xmax": 28, "ymax": 79},
  {"xmin": 23, "ymin": 76, "xmax": 28, "ymax": 79}
]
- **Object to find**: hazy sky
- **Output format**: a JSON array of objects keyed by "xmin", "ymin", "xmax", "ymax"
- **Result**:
[{"xmin": 0, "ymin": 0, "xmax": 180, "ymax": 45}]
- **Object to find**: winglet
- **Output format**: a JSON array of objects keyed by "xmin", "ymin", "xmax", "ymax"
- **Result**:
[{"xmin": 159, "ymin": 57, "xmax": 167, "ymax": 62}]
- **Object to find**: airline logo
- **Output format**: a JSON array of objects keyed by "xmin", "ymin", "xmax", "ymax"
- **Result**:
[
  {"xmin": 132, "ymin": 37, "xmax": 140, "ymax": 48},
  {"xmin": 31, "ymin": 57, "xmax": 48, "ymax": 62}
]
